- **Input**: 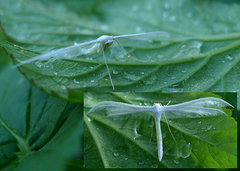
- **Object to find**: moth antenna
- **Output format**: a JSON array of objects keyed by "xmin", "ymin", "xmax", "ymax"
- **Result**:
[
  {"xmin": 101, "ymin": 44, "xmax": 115, "ymax": 90},
  {"xmin": 114, "ymin": 39, "xmax": 131, "ymax": 57},
  {"xmin": 163, "ymin": 112, "xmax": 177, "ymax": 146}
]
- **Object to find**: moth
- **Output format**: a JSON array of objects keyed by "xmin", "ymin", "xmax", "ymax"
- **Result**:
[
  {"xmin": 87, "ymin": 97, "xmax": 233, "ymax": 161},
  {"xmin": 14, "ymin": 32, "xmax": 169, "ymax": 90}
]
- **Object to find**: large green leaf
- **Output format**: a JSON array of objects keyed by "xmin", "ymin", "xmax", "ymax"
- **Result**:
[
  {"xmin": 0, "ymin": 0, "xmax": 240, "ymax": 106},
  {"xmin": 84, "ymin": 92, "xmax": 237, "ymax": 168},
  {"xmin": 0, "ymin": 65, "xmax": 83, "ymax": 171}
]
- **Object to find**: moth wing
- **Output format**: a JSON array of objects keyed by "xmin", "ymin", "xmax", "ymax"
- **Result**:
[
  {"xmin": 14, "ymin": 39, "xmax": 100, "ymax": 67},
  {"xmin": 114, "ymin": 32, "xmax": 169, "ymax": 42},
  {"xmin": 163, "ymin": 97, "xmax": 232, "ymax": 119},
  {"xmin": 87, "ymin": 101, "xmax": 153, "ymax": 117},
  {"xmin": 168, "ymin": 97, "xmax": 233, "ymax": 108}
]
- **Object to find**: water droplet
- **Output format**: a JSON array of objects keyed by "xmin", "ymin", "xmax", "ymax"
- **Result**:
[
  {"xmin": 170, "ymin": 16, "xmax": 176, "ymax": 21},
  {"xmin": 164, "ymin": 2, "xmax": 170, "ymax": 9},
  {"xmin": 61, "ymin": 78, "xmax": 68, "ymax": 84},
  {"xmin": 162, "ymin": 88, "xmax": 181, "ymax": 92},
  {"xmin": 87, "ymin": 117, "xmax": 92, "ymax": 122},
  {"xmin": 123, "ymin": 72, "xmax": 141, "ymax": 81},
  {"xmin": 181, "ymin": 70, "xmax": 186, "ymax": 73},
  {"xmin": 35, "ymin": 61, "xmax": 42, "ymax": 68},
  {"xmin": 174, "ymin": 159, "xmax": 179, "ymax": 164},
  {"xmin": 135, "ymin": 26, "xmax": 142, "ymax": 32},
  {"xmin": 114, "ymin": 152, "xmax": 119, "ymax": 157},
  {"xmin": 205, "ymin": 125, "xmax": 212, "ymax": 131},
  {"xmin": 141, "ymin": 72, "xmax": 145, "ymax": 75},
  {"xmin": 132, "ymin": 5, "xmax": 139, "ymax": 11},
  {"xmin": 139, "ymin": 161, "xmax": 144, "ymax": 165},
  {"xmin": 100, "ymin": 25, "xmax": 109, "ymax": 30},
  {"xmin": 163, "ymin": 11, "xmax": 168, "ymax": 18},
  {"xmin": 225, "ymin": 55, "xmax": 233, "ymax": 60},
  {"xmin": 53, "ymin": 76, "xmax": 63, "ymax": 83},
  {"xmin": 151, "ymin": 164, "xmax": 158, "ymax": 168},
  {"xmin": 171, "ymin": 76, "xmax": 176, "ymax": 80},
  {"xmin": 113, "ymin": 69, "xmax": 119, "ymax": 74},
  {"xmin": 91, "ymin": 80, "xmax": 95, "ymax": 82},
  {"xmin": 61, "ymin": 85, "xmax": 66, "ymax": 90},
  {"xmin": 73, "ymin": 78, "xmax": 80, "ymax": 84},
  {"xmin": 173, "ymin": 40, "xmax": 203, "ymax": 59},
  {"xmin": 142, "ymin": 75, "xmax": 157, "ymax": 85},
  {"xmin": 53, "ymin": 72, "xmax": 58, "ymax": 75},
  {"xmin": 180, "ymin": 143, "xmax": 192, "ymax": 159},
  {"xmin": 133, "ymin": 121, "xmax": 142, "ymax": 140}
]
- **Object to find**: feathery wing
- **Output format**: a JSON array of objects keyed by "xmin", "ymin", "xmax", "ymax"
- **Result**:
[
  {"xmin": 14, "ymin": 39, "xmax": 101, "ymax": 67},
  {"xmin": 87, "ymin": 101, "xmax": 153, "ymax": 116},
  {"xmin": 162, "ymin": 97, "xmax": 233, "ymax": 118},
  {"xmin": 114, "ymin": 32, "xmax": 169, "ymax": 42}
]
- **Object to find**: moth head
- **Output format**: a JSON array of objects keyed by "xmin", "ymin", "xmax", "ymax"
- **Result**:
[
  {"xmin": 152, "ymin": 103, "xmax": 163, "ymax": 117},
  {"xmin": 103, "ymin": 41, "xmax": 113, "ymax": 51}
]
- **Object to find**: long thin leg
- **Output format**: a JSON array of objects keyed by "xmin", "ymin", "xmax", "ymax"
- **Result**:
[
  {"xmin": 163, "ymin": 112, "xmax": 177, "ymax": 145},
  {"xmin": 114, "ymin": 39, "xmax": 131, "ymax": 57},
  {"xmin": 102, "ymin": 45, "xmax": 115, "ymax": 90}
]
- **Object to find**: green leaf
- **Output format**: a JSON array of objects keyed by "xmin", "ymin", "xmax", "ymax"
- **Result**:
[
  {"xmin": 84, "ymin": 92, "xmax": 237, "ymax": 168},
  {"xmin": 0, "ymin": 31, "xmax": 10, "ymax": 71},
  {"xmin": 0, "ymin": 65, "xmax": 83, "ymax": 171},
  {"xmin": 0, "ymin": 0, "xmax": 240, "ymax": 106}
]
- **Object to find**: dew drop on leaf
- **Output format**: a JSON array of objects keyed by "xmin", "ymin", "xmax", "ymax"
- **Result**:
[
  {"xmin": 73, "ymin": 78, "xmax": 80, "ymax": 84},
  {"xmin": 225, "ymin": 55, "xmax": 233, "ymax": 60},
  {"xmin": 180, "ymin": 143, "xmax": 192, "ymax": 159},
  {"xmin": 142, "ymin": 75, "xmax": 157, "ymax": 85},
  {"xmin": 151, "ymin": 164, "xmax": 158, "ymax": 168},
  {"xmin": 114, "ymin": 152, "xmax": 119, "ymax": 157},
  {"xmin": 53, "ymin": 76, "xmax": 63, "ymax": 83},
  {"xmin": 87, "ymin": 117, "xmax": 92, "ymax": 122},
  {"xmin": 61, "ymin": 85, "xmax": 66, "ymax": 90},
  {"xmin": 173, "ymin": 40, "xmax": 203, "ymax": 59},
  {"xmin": 113, "ymin": 69, "xmax": 119, "ymax": 74},
  {"xmin": 174, "ymin": 159, "xmax": 179, "ymax": 164},
  {"xmin": 35, "ymin": 61, "xmax": 42, "ymax": 68}
]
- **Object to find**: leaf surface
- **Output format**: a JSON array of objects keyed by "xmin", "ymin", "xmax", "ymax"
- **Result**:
[{"xmin": 0, "ymin": 65, "xmax": 83, "ymax": 171}]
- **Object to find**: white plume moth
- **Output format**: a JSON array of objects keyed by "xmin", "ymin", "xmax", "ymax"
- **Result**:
[
  {"xmin": 14, "ymin": 32, "xmax": 169, "ymax": 90},
  {"xmin": 87, "ymin": 97, "xmax": 233, "ymax": 161}
]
